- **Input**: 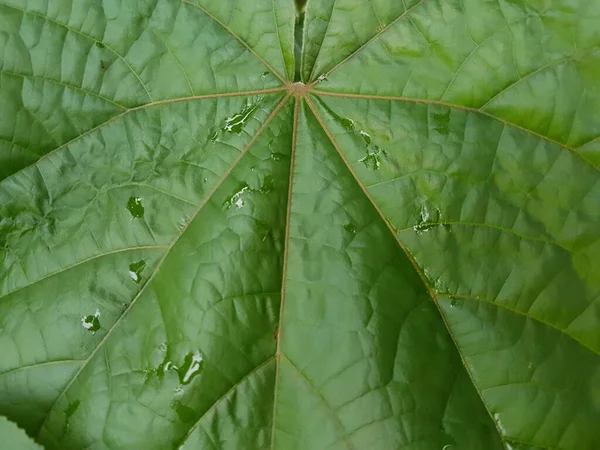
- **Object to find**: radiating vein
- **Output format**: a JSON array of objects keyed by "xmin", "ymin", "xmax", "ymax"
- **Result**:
[
  {"xmin": 177, "ymin": 356, "xmax": 275, "ymax": 448},
  {"xmin": 35, "ymin": 93, "xmax": 292, "ymax": 438},
  {"xmin": 0, "ymin": 360, "xmax": 84, "ymax": 378},
  {"xmin": 0, "ymin": 70, "xmax": 128, "ymax": 110},
  {"xmin": 0, "ymin": 246, "xmax": 168, "ymax": 301},
  {"xmin": 446, "ymin": 293, "xmax": 600, "ymax": 357},
  {"xmin": 0, "ymin": 3, "xmax": 153, "ymax": 102},
  {"xmin": 312, "ymin": 90, "xmax": 598, "ymax": 170},
  {"xmin": 269, "ymin": 95, "xmax": 300, "ymax": 449},
  {"xmin": 181, "ymin": 0, "xmax": 287, "ymax": 83},
  {"xmin": 282, "ymin": 353, "xmax": 356, "ymax": 450},
  {"xmin": 0, "ymin": 87, "xmax": 288, "ymax": 186},
  {"xmin": 396, "ymin": 221, "xmax": 567, "ymax": 251},
  {"xmin": 305, "ymin": 95, "xmax": 508, "ymax": 446},
  {"xmin": 308, "ymin": 0, "xmax": 428, "ymax": 84}
]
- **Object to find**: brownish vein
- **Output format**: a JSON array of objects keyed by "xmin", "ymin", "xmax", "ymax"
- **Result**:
[
  {"xmin": 444, "ymin": 293, "xmax": 600, "ymax": 357},
  {"xmin": 305, "ymin": 95, "xmax": 509, "ymax": 448},
  {"xmin": 35, "ymin": 93, "xmax": 292, "ymax": 438},
  {"xmin": 181, "ymin": 0, "xmax": 287, "ymax": 83},
  {"xmin": 308, "ymin": 0, "xmax": 428, "ymax": 86},
  {"xmin": 0, "ymin": 245, "xmax": 168, "ymax": 301},
  {"xmin": 269, "ymin": 94, "xmax": 300, "ymax": 449},
  {"xmin": 177, "ymin": 356, "xmax": 276, "ymax": 448},
  {"xmin": 0, "ymin": 87, "xmax": 288, "ymax": 186},
  {"xmin": 311, "ymin": 90, "xmax": 598, "ymax": 170}
]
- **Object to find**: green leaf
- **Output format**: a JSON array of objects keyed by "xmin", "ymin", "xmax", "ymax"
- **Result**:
[
  {"xmin": 0, "ymin": 1, "xmax": 599, "ymax": 450},
  {"xmin": 0, "ymin": 416, "xmax": 44, "ymax": 450}
]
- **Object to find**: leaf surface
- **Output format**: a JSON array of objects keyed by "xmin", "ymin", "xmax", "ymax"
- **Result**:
[
  {"xmin": 0, "ymin": 416, "xmax": 43, "ymax": 450},
  {"xmin": 0, "ymin": 1, "xmax": 599, "ymax": 449}
]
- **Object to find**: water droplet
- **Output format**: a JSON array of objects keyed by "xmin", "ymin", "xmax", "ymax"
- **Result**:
[
  {"xmin": 203, "ymin": 177, "xmax": 208, "ymax": 183},
  {"xmin": 343, "ymin": 223, "xmax": 357, "ymax": 234},
  {"xmin": 128, "ymin": 260, "xmax": 146, "ymax": 283},
  {"xmin": 223, "ymin": 177, "xmax": 275, "ymax": 210},
  {"xmin": 359, "ymin": 130, "xmax": 371, "ymax": 145},
  {"xmin": 270, "ymin": 152, "xmax": 286, "ymax": 162},
  {"xmin": 173, "ymin": 400, "xmax": 197, "ymax": 422},
  {"xmin": 81, "ymin": 309, "xmax": 101, "ymax": 332},
  {"xmin": 62, "ymin": 399, "xmax": 81, "ymax": 435},
  {"xmin": 177, "ymin": 216, "xmax": 188, "ymax": 231},
  {"xmin": 317, "ymin": 73, "xmax": 328, "ymax": 82},
  {"xmin": 413, "ymin": 205, "xmax": 442, "ymax": 233},
  {"xmin": 450, "ymin": 297, "xmax": 457, "ymax": 307},
  {"xmin": 358, "ymin": 145, "xmax": 387, "ymax": 170},
  {"xmin": 259, "ymin": 175, "xmax": 275, "ymax": 194},
  {"xmin": 222, "ymin": 99, "xmax": 262, "ymax": 134},
  {"xmin": 163, "ymin": 361, "xmax": 176, "ymax": 371},
  {"xmin": 255, "ymin": 220, "xmax": 270, "ymax": 242},
  {"xmin": 223, "ymin": 183, "xmax": 250, "ymax": 210},
  {"xmin": 65, "ymin": 400, "xmax": 80, "ymax": 419},
  {"xmin": 493, "ymin": 413, "xmax": 508, "ymax": 434},
  {"xmin": 127, "ymin": 197, "xmax": 144, "ymax": 218},
  {"xmin": 178, "ymin": 351, "xmax": 203, "ymax": 385},
  {"xmin": 340, "ymin": 118, "xmax": 355, "ymax": 132},
  {"xmin": 433, "ymin": 111, "xmax": 451, "ymax": 135},
  {"xmin": 209, "ymin": 130, "xmax": 219, "ymax": 143},
  {"xmin": 262, "ymin": 71, "xmax": 270, "ymax": 78}
]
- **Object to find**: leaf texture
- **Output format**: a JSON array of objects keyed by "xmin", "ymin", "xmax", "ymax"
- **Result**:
[
  {"xmin": 0, "ymin": 416, "xmax": 43, "ymax": 450},
  {"xmin": 0, "ymin": 0, "xmax": 599, "ymax": 449}
]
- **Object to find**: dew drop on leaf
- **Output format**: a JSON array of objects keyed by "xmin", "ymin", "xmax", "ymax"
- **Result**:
[
  {"xmin": 62, "ymin": 399, "xmax": 81, "ymax": 435},
  {"xmin": 127, "ymin": 197, "xmax": 144, "ymax": 218},
  {"xmin": 343, "ymin": 223, "xmax": 357, "ymax": 234},
  {"xmin": 64, "ymin": 400, "xmax": 80, "ymax": 420},
  {"xmin": 255, "ymin": 220, "xmax": 271, "ymax": 242},
  {"xmin": 359, "ymin": 130, "xmax": 371, "ymax": 145},
  {"xmin": 340, "ymin": 118, "xmax": 354, "ymax": 132},
  {"xmin": 270, "ymin": 152, "xmax": 286, "ymax": 161},
  {"xmin": 223, "ymin": 183, "xmax": 250, "ymax": 210},
  {"xmin": 259, "ymin": 175, "xmax": 275, "ymax": 194},
  {"xmin": 222, "ymin": 99, "xmax": 262, "ymax": 134},
  {"xmin": 177, "ymin": 351, "xmax": 203, "ymax": 385},
  {"xmin": 413, "ymin": 205, "xmax": 441, "ymax": 233},
  {"xmin": 81, "ymin": 309, "xmax": 101, "ymax": 332},
  {"xmin": 128, "ymin": 260, "xmax": 146, "ymax": 283},
  {"xmin": 223, "ymin": 177, "xmax": 275, "ymax": 210},
  {"xmin": 358, "ymin": 145, "xmax": 386, "ymax": 170}
]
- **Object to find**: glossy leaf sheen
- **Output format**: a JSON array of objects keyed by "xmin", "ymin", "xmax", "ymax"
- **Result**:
[{"xmin": 0, "ymin": 1, "xmax": 598, "ymax": 449}]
